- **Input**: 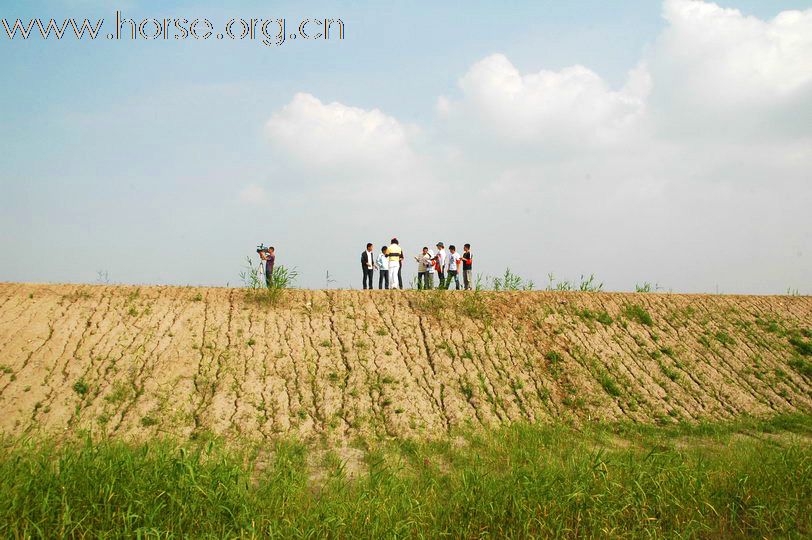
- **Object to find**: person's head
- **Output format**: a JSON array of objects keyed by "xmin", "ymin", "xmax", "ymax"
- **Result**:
[
  {"xmin": 366, "ymin": 243, "xmax": 373, "ymax": 251},
  {"xmin": 391, "ymin": 237, "xmax": 399, "ymax": 245},
  {"xmin": 464, "ymin": 243, "xmax": 470, "ymax": 252},
  {"xmin": 381, "ymin": 246, "xmax": 388, "ymax": 253},
  {"xmin": 449, "ymin": 245, "xmax": 456, "ymax": 253},
  {"xmin": 422, "ymin": 247, "xmax": 428, "ymax": 254},
  {"xmin": 436, "ymin": 242, "xmax": 444, "ymax": 250},
  {"xmin": 268, "ymin": 246, "xmax": 275, "ymax": 253}
]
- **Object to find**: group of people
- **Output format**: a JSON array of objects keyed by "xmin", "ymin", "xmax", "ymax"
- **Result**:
[{"xmin": 361, "ymin": 239, "xmax": 473, "ymax": 290}]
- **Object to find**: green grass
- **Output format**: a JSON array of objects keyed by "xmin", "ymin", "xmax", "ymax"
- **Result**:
[
  {"xmin": 72, "ymin": 379, "xmax": 89, "ymax": 396},
  {"xmin": 1, "ymin": 415, "xmax": 809, "ymax": 538},
  {"xmin": 598, "ymin": 372, "xmax": 622, "ymax": 397},
  {"xmin": 789, "ymin": 334, "xmax": 812, "ymax": 356},
  {"xmin": 788, "ymin": 356, "xmax": 812, "ymax": 377},
  {"xmin": 623, "ymin": 304, "xmax": 653, "ymax": 326},
  {"xmin": 460, "ymin": 291, "xmax": 491, "ymax": 323}
]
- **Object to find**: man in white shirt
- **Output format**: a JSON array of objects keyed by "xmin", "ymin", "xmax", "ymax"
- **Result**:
[
  {"xmin": 435, "ymin": 242, "xmax": 447, "ymax": 289},
  {"xmin": 446, "ymin": 244, "xmax": 462, "ymax": 290}
]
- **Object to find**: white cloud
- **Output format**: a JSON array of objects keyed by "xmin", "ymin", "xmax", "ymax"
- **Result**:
[
  {"xmin": 265, "ymin": 92, "xmax": 418, "ymax": 177},
  {"xmin": 437, "ymin": 53, "xmax": 650, "ymax": 148},
  {"xmin": 649, "ymin": 0, "xmax": 812, "ymax": 138}
]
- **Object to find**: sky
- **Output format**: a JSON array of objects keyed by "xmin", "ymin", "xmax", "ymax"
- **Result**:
[{"xmin": 1, "ymin": 0, "xmax": 810, "ymax": 293}]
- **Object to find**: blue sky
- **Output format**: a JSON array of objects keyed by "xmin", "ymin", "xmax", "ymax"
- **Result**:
[{"xmin": 1, "ymin": 0, "xmax": 810, "ymax": 292}]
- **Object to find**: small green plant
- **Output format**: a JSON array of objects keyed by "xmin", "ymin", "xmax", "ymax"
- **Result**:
[
  {"xmin": 191, "ymin": 293, "xmax": 203, "ymax": 302},
  {"xmin": 104, "ymin": 381, "xmax": 131, "ymax": 405},
  {"xmin": 787, "ymin": 357, "xmax": 812, "ymax": 377},
  {"xmin": 140, "ymin": 416, "xmax": 158, "ymax": 427},
  {"xmin": 247, "ymin": 338, "xmax": 256, "ymax": 346},
  {"xmin": 545, "ymin": 351, "xmax": 562, "ymax": 364},
  {"xmin": 599, "ymin": 373, "xmax": 621, "ymax": 397},
  {"xmin": 658, "ymin": 361, "xmax": 680, "ymax": 382},
  {"xmin": 715, "ymin": 331, "xmax": 735, "ymax": 346},
  {"xmin": 491, "ymin": 268, "xmax": 534, "ymax": 291},
  {"xmin": 72, "ymin": 379, "xmax": 89, "ymax": 396},
  {"xmin": 546, "ymin": 273, "xmax": 572, "ymax": 291},
  {"xmin": 635, "ymin": 282, "xmax": 654, "ymax": 293},
  {"xmin": 460, "ymin": 380, "xmax": 474, "ymax": 400},
  {"xmin": 623, "ymin": 304, "xmax": 653, "ymax": 326},
  {"xmin": 578, "ymin": 274, "xmax": 603, "ymax": 292},
  {"xmin": 789, "ymin": 334, "xmax": 812, "ymax": 356},
  {"xmin": 595, "ymin": 311, "xmax": 613, "ymax": 325}
]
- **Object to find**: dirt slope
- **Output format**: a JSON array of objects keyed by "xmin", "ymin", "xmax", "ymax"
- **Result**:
[{"xmin": 0, "ymin": 283, "xmax": 810, "ymax": 442}]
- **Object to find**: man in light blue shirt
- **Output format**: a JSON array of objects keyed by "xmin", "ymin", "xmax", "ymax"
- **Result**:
[{"xmin": 377, "ymin": 246, "xmax": 389, "ymax": 289}]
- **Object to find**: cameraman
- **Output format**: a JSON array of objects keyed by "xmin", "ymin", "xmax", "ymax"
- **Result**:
[{"xmin": 259, "ymin": 246, "xmax": 275, "ymax": 287}]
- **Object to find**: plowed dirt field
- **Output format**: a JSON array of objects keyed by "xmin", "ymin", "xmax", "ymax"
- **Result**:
[{"xmin": 0, "ymin": 283, "xmax": 810, "ymax": 442}]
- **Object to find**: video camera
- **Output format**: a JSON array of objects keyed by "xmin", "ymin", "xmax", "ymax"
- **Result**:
[{"xmin": 256, "ymin": 243, "xmax": 271, "ymax": 254}]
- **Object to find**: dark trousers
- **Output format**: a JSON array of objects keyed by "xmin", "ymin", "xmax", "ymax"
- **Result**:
[
  {"xmin": 447, "ymin": 270, "xmax": 460, "ymax": 290},
  {"xmin": 437, "ymin": 270, "xmax": 445, "ymax": 288},
  {"xmin": 397, "ymin": 265, "xmax": 403, "ymax": 289},
  {"xmin": 362, "ymin": 267, "xmax": 374, "ymax": 289},
  {"xmin": 417, "ymin": 272, "xmax": 427, "ymax": 290},
  {"xmin": 378, "ymin": 269, "xmax": 389, "ymax": 289}
]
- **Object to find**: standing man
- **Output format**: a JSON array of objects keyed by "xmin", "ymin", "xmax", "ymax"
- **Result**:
[
  {"xmin": 361, "ymin": 243, "xmax": 375, "ymax": 290},
  {"xmin": 425, "ymin": 247, "xmax": 436, "ymax": 290},
  {"xmin": 435, "ymin": 242, "xmax": 447, "ymax": 289},
  {"xmin": 462, "ymin": 243, "xmax": 473, "ymax": 290},
  {"xmin": 377, "ymin": 246, "xmax": 389, "ymax": 289},
  {"xmin": 447, "ymin": 244, "xmax": 462, "ymax": 290},
  {"xmin": 259, "ymin": 246, "xmax": 275, "ymax": 288},
  {"xmin": 415, "ymin": 247, "xmax": 429, "ymax": 290},
  {"xmin": 398, "ymin": 247, "xmax": 405, "ymax": 289},
  {"xmin": 387, "ymin": 238, "xmax": 403, "ymax": 290}
]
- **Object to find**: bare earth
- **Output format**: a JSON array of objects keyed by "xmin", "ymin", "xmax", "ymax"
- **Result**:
[{"xmin": 0, "ymin": 283, "xmax": 809, "ymax": 443}]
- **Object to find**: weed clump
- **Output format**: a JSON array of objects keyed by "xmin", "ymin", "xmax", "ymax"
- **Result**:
[
  {"xmin": 72, "ymin": 379, "xmax": 89, "ymax": 396},
  {"xmin": 239, "ymin": 256, "xmax": 298, "ymax": 307},
  {"xmin": 491, "ymin": 268, "xmax": 534, "ymax": 291},
  {"xmin": 599, "ymin": 372, "xmax": 621, "ymax": 397},
  {"xmin": 788, "ymin": 357, "xmax": 812, "ymax": 378},
  {"xmin": 715, "ymin": 331, "xmax": 736, "ymax": 346},
  {"xmin": 789, "ymin": 334, "xmax": 812, "ymax": 356},
  {"xmin": 623, "ymin": 304, "xmax": 653, "ymax": 326},
  {"xmin": 460, "ymin": 291, "xmax": 491, "ymax": 323},
  {"xmin": 545, "ymin": 351, "xmax": 562, "ymax": 364}
]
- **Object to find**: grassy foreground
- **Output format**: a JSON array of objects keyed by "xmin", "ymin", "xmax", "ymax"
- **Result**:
[{"xmin": 1, "ymin": 416, "xmax": 810, "ymax": 538}]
